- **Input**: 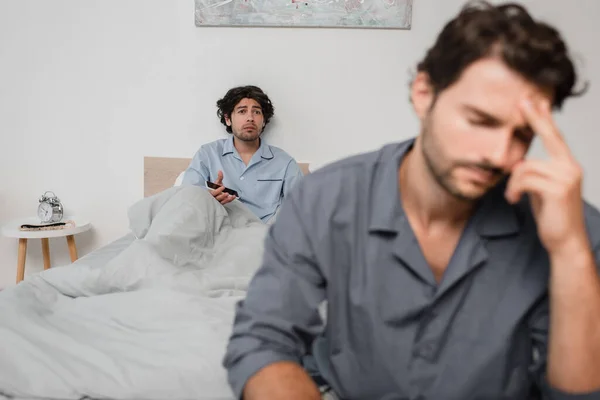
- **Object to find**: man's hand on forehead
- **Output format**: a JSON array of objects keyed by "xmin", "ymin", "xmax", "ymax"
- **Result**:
[
  {"xmin": 524, "ymin": 95, "xmax": 571, "ymax": 159},
  {"xmin": 504, "ymin": 94, "xmax": 586, "ymax": 255}
]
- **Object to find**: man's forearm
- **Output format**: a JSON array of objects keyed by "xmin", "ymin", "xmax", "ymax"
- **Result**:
[
  {"xmin": 243, "ymin": 361, "xmax": 321, "ymax": 400},
  {"xmin": 548, "ymin": 241, "xmax": 600, "ymax": 392}
]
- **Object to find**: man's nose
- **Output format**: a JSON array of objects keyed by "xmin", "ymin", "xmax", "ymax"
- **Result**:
[
  {"xmin": 485, "ymin": 133, "xmax": 512, "ymax": 170},
  {"xmin": 246, "ymin": 113, "xmax": 254, "ymax": 122}
]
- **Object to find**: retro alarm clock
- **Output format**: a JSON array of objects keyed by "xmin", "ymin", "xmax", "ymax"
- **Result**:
[{"xmin": 37, "ymin": 191, "xmax": 64, "ymax": 223}]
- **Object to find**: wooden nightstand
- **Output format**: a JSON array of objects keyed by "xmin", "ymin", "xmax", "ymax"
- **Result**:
[{"xmin": 1, "ymin": 217, "xmax": 92, "ymax": 283}]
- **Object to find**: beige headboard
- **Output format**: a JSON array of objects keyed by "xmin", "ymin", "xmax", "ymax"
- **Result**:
[{"xmin": 144, "ymin": 156, "xmax": 310, "ymax": 197}]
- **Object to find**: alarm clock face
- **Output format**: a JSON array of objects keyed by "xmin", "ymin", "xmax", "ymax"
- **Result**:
[{"xmin": 38, "ymin": 202, "xmax": 53, "ymax": 223}]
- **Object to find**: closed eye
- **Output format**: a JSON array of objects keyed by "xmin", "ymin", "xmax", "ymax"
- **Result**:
[
  {"xmin": 514, "ymin": 127, "xmax": 534, "ymax": 143},
  {"xmin": 468, "ymin": 118, "xmax": 497, "ymax": 127}
]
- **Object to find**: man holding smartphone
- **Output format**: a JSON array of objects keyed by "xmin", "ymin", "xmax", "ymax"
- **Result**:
[{"xmin": 181, "ymin": 85, "xmax": 304, "ymax": 223}]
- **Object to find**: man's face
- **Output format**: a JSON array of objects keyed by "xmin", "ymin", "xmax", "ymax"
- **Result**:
[
  {"xmin": 225, "ymin": 98, "xmax": 265, "ymax": 142},
  {"xmin": 411, "ymin": 57, "xmax": 551, "ymax": 201}
]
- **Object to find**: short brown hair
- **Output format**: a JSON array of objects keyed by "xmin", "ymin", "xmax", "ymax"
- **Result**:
[{"xmin": 416, "ymin": 1, "xmax": 587, "ymax": 109}]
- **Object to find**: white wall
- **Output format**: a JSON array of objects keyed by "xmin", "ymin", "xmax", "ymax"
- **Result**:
[{"xmin": 0, "ymin": 0, "xmax": 598, "ymax": 288}]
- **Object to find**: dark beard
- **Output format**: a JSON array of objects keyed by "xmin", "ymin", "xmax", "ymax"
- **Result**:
[
  {"xmin": 233, "ymin": 130, "xmax": 260, "ymax": 142},
  {"xmin": 420, "ymin": 116, "xmax": 502, "ymax": 202},
  {"xmin": 421, "ymin": 133, "xmax": 473, "ymax": 202}
]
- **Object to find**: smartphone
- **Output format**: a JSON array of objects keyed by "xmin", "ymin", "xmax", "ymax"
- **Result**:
[{"xmin": 205, "ymin": 181, "xmax": 239, "ymax": 197}]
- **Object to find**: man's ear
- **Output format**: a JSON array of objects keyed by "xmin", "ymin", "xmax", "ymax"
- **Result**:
[
  {"xmin": 224, "ymin": 114, "xmax": 232, "ymax": 126},
  {"xmin": 411, "ymin": 72, "xmax": 435, "ymax": 119}
]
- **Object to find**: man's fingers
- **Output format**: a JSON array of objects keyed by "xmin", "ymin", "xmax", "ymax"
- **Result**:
[
  {"xmin": 218, "ymin": 194, "xmax": 234, "ymax": 205},
  {"xmin": 210, "ymin": 182, "xmax": 237, "ymax": 205},
  {"xmin": 512, "ymin": 159, "xmax": 572, "ymax": 183},
  {"xmin": 520, "ymin": 97, "xmax": 570, "ymax": 160},
  {"xmin": 221, "ymin": 195, "xmax": 235, "ymax": 205},
  {"xmin": 505, "ymin": 173, "xmax": 557, "ymax": 204},
  {"xmin": 505, "ymin": 159, "xmax": 572, "ymax": 203},
  {"xmin": 506, "ymin": 160, "xmax": 548, "ymax": 203},
  {"xmin": 215, "ymin": 170, "xmax": 224, "ymax": 185},
  {"xmin": 211, "ymin": 185, "xmax": 225, "ymax": 196},
  {"xmin": 215, "ymin": 192, "xmax": 229, "ymax": 202}
]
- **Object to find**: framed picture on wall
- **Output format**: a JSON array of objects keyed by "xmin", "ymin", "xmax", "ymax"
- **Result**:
[{"xmin": 194, "ymin": 0, "xmax": 413, "ymax": 29}]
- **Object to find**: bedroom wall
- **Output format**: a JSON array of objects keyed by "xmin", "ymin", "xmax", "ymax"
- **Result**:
[{"xmin": 0, "ymin": 0, "xmax": 598, "ymax": 288}]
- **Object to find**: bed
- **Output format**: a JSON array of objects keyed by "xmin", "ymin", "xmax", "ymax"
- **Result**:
[{"xmin": 0, "ymin": 157, "xmax": 311, "ymax": 400}]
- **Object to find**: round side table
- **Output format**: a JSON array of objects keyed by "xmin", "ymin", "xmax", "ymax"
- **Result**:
[{"xmin": 1, "ymin": 217, "xmax": 92, "ymax": 283}]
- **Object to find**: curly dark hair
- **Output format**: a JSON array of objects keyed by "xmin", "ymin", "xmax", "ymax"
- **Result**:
[
  {"xmin": 416, "ymin": 1, "xmax": 587, "ymax": 110},
  {"xmin": 216, "ymin": 86, "xmax": 275, "ymax": 133}
]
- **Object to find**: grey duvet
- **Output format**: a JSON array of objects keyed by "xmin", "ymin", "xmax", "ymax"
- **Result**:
[{"xmin": 0, "ymin": 186, "xmax": 268, "ymax": 400}]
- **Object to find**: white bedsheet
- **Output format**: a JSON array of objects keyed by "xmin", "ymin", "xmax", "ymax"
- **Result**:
[{"xmin": 0, "ymin": 186, "xmax": 268, "ymax": 400}]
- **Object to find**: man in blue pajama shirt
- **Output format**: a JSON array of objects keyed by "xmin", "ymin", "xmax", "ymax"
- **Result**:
[
  {"xmin": 182, "ymin": 85, "xmax": 304, "ymax": 224},
  {"xmin": 223, "ymin": 2, "xmax": 600, "ymax": 400}
]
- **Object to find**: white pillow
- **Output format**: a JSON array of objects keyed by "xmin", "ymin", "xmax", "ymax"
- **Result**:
[{"xmin": 174, "ymin": 171, "xmax": 185, "ymax": 186}]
